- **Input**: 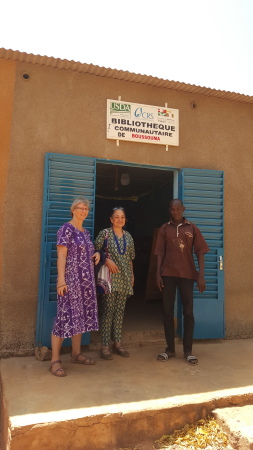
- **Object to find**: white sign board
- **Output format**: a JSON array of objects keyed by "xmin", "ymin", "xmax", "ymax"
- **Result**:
[{"xmin": 107, "ymin": 99, "xmax": 179, "ymax": 146}]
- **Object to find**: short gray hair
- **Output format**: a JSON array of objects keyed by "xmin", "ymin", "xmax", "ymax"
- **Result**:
[{"xmin": 70, "ymin": 197, "xmax": 90, "ymax": 216}]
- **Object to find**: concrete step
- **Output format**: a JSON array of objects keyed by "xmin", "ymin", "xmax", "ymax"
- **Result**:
[
  {"xmin": 213, "ymin": 405, "xmax": 253, "ymax": 450},
  {"xmin": 89, "ymin": 328, "xmax": 168, "ymax": 350},
  {"xmin": 1, "ymin": 339, "xmax": 253, "ymax": 449}
]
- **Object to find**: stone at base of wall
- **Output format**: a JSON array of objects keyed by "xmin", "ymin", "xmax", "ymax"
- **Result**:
[
  {"xmin": 0, "ymin": 332, "xmax": 36, "ymax": 358},
  {"xmin": 1, "ymin": 332, "xmax": 253, "ymax": 358},
  {"xmin": 34, "ymin": 346, "xmax": 52, "ymax": 361},
  {"xmin": 0, "ymin": 347, "xmax": 35, "ymax": 358}
]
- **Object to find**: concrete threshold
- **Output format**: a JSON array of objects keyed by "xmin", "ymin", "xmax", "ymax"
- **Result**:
[
  {"xmin": 1, "ymin": 339, "xmax": 253, "ymax": 449},
  {"xmin": 89, "ymin": 328, "xmax": 167, "ymax": 351}
]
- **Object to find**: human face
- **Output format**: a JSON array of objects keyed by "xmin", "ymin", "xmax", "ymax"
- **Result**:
[
  {"xmin": 110, "ymin": 209, "xmax": 126, "ymax": 229},
  {"xmin": 72, "ymin": 203, "xmax": 89, "ymax": 221},
  {"xmin": 169, "ymin": 201, "xmax": 185, "ymax": 224}
]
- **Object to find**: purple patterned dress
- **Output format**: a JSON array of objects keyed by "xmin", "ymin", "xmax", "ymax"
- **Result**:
[{"xmin": 52, "ymin": 222, "xmax": 99, "ymax": 338}]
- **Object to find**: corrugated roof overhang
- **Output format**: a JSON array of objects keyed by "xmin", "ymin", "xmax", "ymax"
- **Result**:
[{"xmin": 1, "ymin": 47, "xmax": 253, "ymax": 104}]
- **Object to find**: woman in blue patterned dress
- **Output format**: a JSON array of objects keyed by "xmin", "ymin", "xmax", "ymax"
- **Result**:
[
  {"xmin": 49, "ymin": 197, "xmax": 100, "ymax": 377},
  {"xmin": 95, "ymin": 207, "xmax": 135, "ymax": 360}
]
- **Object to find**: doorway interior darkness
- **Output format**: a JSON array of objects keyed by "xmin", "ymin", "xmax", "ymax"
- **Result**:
[{"xmin": 95, "ymin": 162, "xmax": 174, "ymax": 332}]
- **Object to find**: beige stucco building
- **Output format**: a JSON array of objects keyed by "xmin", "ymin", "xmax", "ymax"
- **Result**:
[{"xmin": 1, "ymin": 48, "xmax": 253, "ymax": 357}]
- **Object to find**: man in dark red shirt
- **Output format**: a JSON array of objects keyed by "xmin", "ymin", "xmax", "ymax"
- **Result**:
[{"xmin": 154, "ymin": 199, "xmax": 209, "ymax": 365}]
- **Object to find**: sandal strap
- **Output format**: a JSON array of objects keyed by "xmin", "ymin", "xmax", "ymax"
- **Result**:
[
  {"xmin": 186, "ymin": 355, "xmax": 197, "ymax": 361},
  {"xmin": 113, "ymin": 344, "xmax": 127, "ymax": 351},
  {"xmin": 71, "ymin": 353, "xmax": 83, "ymax": 361},
  {"xmin": 186, "ymin": 355, "xmax": 198, "ymax": 365},
  {"xmin": 158, "ymin": 352, "xmax": 169, "ymax": 360},
  {"xmin": 101, "ymin": 349, "xmax": 111, "ymax": 355},
  {"xmin": 53, "ymin": 367, "xmax": 65, "ymax": 375},
  {"xmin": 72, "ymin": 352, "xmax": 82, "ymax": 358},
  {"xmin": 51, "ymin": 359, "xmax": 62, "ymax": 366}
]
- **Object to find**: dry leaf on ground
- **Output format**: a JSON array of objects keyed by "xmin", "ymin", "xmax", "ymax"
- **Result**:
[{"xmin": 154, "ymin": 416, "xmax": 229, "ymax": 449}]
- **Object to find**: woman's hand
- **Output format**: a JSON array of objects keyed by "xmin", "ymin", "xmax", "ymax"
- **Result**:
[
  {"xmin": 57, "ymin": 283, "xmax": 68, "ymax": 296},
  {"xmin": 92, "ymin": 251, "xmax": 100, "ymax": 266},
  {"xmin": 105, "ymin": 258, "xmax": 120, "ymax": 274}
]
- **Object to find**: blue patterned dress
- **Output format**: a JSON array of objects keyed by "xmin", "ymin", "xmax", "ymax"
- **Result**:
[
  {"xmin": 52, "ymin": 223, "xmax": 99, "ymax": 338},
  {"xmin": 95, "ymin": 228, "xmax": 135, "ymax": 296}
]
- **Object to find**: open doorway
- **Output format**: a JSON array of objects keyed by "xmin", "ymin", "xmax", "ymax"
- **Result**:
[{"xmin": 94, "ymin": 161, "xmax": 174, "ymax": 332}]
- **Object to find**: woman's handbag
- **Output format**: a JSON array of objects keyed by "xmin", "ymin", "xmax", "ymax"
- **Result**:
[{"xmin": 96, "ymin": 229, "xmax": 111, "ymax": 295}]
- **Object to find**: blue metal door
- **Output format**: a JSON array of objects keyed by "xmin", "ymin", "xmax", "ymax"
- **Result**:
[
  {"xmin": 36, "ymin": 153, "xmax": 96, "ymax": 347},
  {"xmin": 178, "ymin": 168, "xmax": 224, "ymax": 339}
]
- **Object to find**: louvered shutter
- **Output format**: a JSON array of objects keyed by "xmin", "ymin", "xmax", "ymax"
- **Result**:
[
  {"xmin": 178, "ymin": 168, "xmax": 224, "ymax": 338},
  {"xmin": 36, "ymin": 153, "xmax": 96, "ymax": 347}
]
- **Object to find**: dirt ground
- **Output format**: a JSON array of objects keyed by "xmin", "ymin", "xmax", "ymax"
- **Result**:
[{"xmin": 115, "ymin": 416, "xmax": 235, "ymax": 450}]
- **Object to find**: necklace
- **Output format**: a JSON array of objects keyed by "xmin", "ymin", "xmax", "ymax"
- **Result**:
[{"xmin": 112, "ymin": 230, "xmax": 126, "ymax": 255}]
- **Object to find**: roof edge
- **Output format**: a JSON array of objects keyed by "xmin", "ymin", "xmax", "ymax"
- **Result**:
[{"xmin": 1, "ymin": 47, "xmax": 253, "ymax": 104}]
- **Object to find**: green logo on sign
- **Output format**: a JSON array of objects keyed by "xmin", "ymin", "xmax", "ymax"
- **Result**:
[{"xmin": 110, "ymin": 102, "xmax": 131, "ymax": 113}]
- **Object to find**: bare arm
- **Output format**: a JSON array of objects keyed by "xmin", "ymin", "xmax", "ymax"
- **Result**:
[
  {"xmin": 197, "ymin": 253, "xmax": 206, "ymax": 293},
  {"xmin": 156, "ymin": 255, "xmax": 164, "ymax": 291},
  {"xmin": 57, "ymin": 245, "xmax": 68, "ymax": 296}
]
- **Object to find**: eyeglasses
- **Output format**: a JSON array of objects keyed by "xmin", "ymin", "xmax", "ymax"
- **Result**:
[
  {"xmin": 75, "ymin": 207, "xmax": 90, "ymax": 211},
  {"xmin": 112, "ymin": 207, "xmax": 124, "ymax": 211}
]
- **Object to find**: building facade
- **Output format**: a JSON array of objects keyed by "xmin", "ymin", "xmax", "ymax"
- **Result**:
[{"xmin": 0, "ymin": 48, "xmax": 253, "ymax": 356}]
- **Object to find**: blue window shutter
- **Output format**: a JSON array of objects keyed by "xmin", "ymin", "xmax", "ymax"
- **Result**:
[
  {"xmin": 36, "ymin": 153, "xmax": 96, "ymax": 347},
  {"xmin": 178, "ymin": 168, "xmax": 225, "ymax": 339}
]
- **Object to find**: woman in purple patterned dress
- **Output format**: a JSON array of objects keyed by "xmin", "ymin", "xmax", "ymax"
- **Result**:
[{"xmin": 49, "ymin": 197, "xmax": 100, "ymax": 377}]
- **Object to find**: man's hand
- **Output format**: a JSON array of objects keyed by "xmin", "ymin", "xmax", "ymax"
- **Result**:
[
  {"xmin": 156, "ymin": 274, "xmax": 164, "ymax": 292},
  {"xmin": 197, "ymin": 275, "xmax": 206, "ymax": 293}
]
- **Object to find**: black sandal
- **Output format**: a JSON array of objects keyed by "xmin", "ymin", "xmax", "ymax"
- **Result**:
[
  {"xmin": 100, "ymin": 348, "xmax": 113, "ymax": 360},
  {"xmin": 112, "ymin": 344, "xmax": 130, "ymax": 358},
  {"xmin": 157, "ymin": 351, "xmax": 176, "ymax": 362},
  {"xmin": 184, "ymin": 354, "xmax": 198, "ymax": 365}
]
